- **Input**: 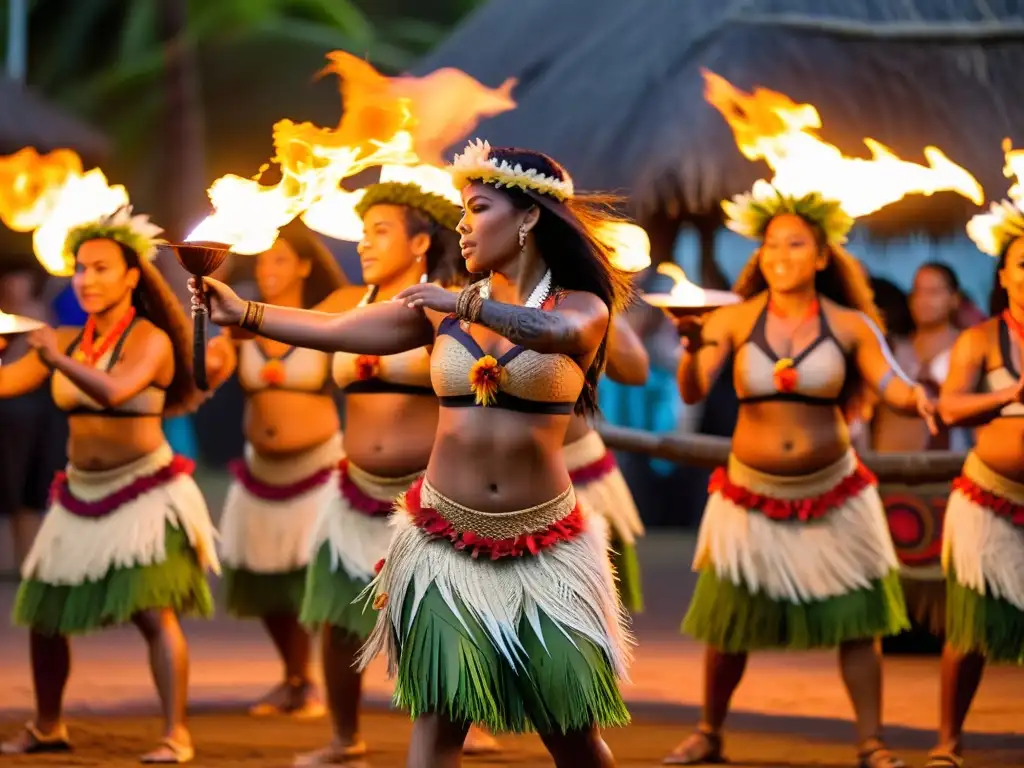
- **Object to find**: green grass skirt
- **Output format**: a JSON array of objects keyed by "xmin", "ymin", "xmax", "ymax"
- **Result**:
[
  {"xmin": 946, "ymin": 567, "xmax": 1024, "ymax": 663},
  {"xmin": 298, "ymin": 543, "xmax": 379, "ymax": 640},
  {"xmin": 682, "ymin": 567, "xmax": 909, "ymax": 652},
  {"xmin": 611, "ymin": 537, "xmax": 643, "ymax": 614},
  {"xmin": 13, "ymin": 523, "xmax": 213, "ymax": 636},
  {"xmin": 390, "ymin": 583, "xmax": 630, "ymax": 735},
  {"xmin": 222, "ymin": 566, "xmax": 307, "ymax": 618}
]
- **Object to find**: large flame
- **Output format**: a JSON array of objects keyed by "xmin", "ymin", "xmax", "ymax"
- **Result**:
[
  {"xmin": 0, "ymin": 148, "xmax": 83, "ymax": 232},
  {"xmin": 1003, "ymin": 138, "xmax": 1024, "ymax": 207},
  {"xmin": 655, "ymin": 263, "xmax": 708, "ymax": 305},
  {"xmin": 188, "ymin": 53, "xmax": 518, "ymax": 254},
  {"xmin": 596, "ymin": 222, "xmax": 651, "ymax": 273},
  {"xmin": 0, "ymin": 148, "xmax": 130, "ymax": 276},
  {"xmin": 702, "ymin": 70, "xmax": 984, "ymax": 217}
]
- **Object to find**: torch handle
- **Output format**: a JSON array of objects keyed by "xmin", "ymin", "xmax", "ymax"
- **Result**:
[{"xmin": 192, "ymin": 277, "xmax": 210, "ymax": 391}]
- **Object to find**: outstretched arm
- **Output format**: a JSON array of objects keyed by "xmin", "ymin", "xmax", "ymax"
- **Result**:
[
  {"xmin": 604, "ymin": 313, "xmax": 650, "ymax": 386},
  {"xmin": 676, "ymin": 306, "xmax": 734, "ymax": 405},
  {"xmin": 0, "ymin": 341, "xmax": 52, "ymax": 398},
  {"xmin": 30, "ymin": 325, "xmax": 172, "ymax": 409},
  {"xmin": 939, "ymin": 326, "xmax": 1019, "ymax": 427}
]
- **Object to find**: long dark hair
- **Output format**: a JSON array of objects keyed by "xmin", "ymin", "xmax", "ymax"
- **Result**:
[
  {"xmin": 399, "ymin": 206, "xmax": 468, "ymax": 288},
  {"xmin": 81, "ymin": 240, "xmax": 202, "ymax": 416},
  {"xmin": 481, "ymin": 147, "xmax": 635, "ymax": 415},
  {"xmin": 988, "ymin": 241, "xmax": 1019, "ymax": 316},
  {"xmin": 276, "ymin": 219, "xmax": 348, "ymax": 308}
]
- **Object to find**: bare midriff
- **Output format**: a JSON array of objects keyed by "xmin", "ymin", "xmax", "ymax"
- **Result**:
[
  {"xmin": 342, "ymin": 392, "xmax": 438, "ymax": 477},
  {"xmin": 731, "ymin": 401, "xmax": 850, "ymax": 476},
  {"xmin": 972, "ymin": 419, "xmax": 1024, "ymax": 483},
  {"xmin": 66, "ymin": 415, "xmax": 167, "ymax": 470},
  {"xmin": 244, "ymin": 389, "xmax": 340, "ymax": 457}
]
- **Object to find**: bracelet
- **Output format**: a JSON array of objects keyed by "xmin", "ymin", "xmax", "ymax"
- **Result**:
[
  {"xmin": 466, "ymin": 289, "xmax": 484, "ymax": 323},
  {"xmin": 455, "ymin": 286, "xmax": 474, "ymax": 320},
  {"xmin": 240, "ymin": 301, "xmax": 265, "ymax": 332}
]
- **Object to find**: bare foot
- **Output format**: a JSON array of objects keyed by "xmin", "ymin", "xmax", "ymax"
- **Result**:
[
  {"xmin": 663, "ymin": 730, "xmax": 724, "ymax": 765},
  {"xmin": 463, "ymin": 725, "xmax": 501, "ymax": 755},
  {"xmin": 293, "ymin": 739, "xmax": 368, "ymax": 765},
  {"xmin": 251, "ymin": 679, "xmax": 325, "ymax": 718},
  {"xmin": 0, "ymin": 722, "xmax": 72, "ymax": 755},
  {"xmin": 139, "ymin": 737, "xmax": 194, "ymax": 764}
]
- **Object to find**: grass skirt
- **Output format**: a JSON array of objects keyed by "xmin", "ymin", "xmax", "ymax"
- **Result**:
[
  {"xmin": 299, "ymin": 460, "xmax": 421, "ymax": 639},
  {"xmin": 683, "ymin": 450, "xmax": 908, "ymax": 652},
  {"xmin": 566, "ymin": 430, "xmax": 645, "ymax": 613},
  {"xmin": 14, "ymin": 444, "xmax": 218, "ymax": 636},
  {"xmin": 358, "ymin": 478, "xmax": 633, "ymax": 734},
  {"xmin": 219, "ymin": 434, "xmax": 342, "ymax": 617},
  {"xmin": 942, "ymin": 453, "xmax": 1024, "ymax": 663}
]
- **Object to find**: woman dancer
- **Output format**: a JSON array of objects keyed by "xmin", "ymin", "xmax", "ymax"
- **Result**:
[
  {"xmin": 926, "ymin": 194, "xmax": 1024, "ymax": 767},
  {"xmin": 274, "ymin": 175, "xmax": 475, "ymax": 763},
  {"xmin": 0, "ymin": 207, "xmax": 219, "ymax": 764},
  {"xmin": 664, "ymin": 183, "xmax": 935, "ymax": 768},
  {"xmin": 565, "ymin": 315, "xmax": 649, "ymax": 612},
  {"xmin": 206, "ymin": 220, "xmax": 346, "ymax": 717},
  {"xmin": 194, "ymin": 141, "xmax": 634, "ymax": 768}
]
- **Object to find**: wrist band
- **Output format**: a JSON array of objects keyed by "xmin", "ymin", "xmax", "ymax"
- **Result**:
[{"xmin": 240, "ymin": 301, "xmax": 265, "ymax": 331}]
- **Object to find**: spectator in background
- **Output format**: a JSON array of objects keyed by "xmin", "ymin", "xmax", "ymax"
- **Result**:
[{"xmin": 0, "ymin": 266, "xmax": 68, "ymax": 575}]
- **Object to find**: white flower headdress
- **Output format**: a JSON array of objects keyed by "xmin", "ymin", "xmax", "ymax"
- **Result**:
[
  {"xmin": 64, "ymin": 205, "xmax": 165, "ymax": 270},
  {"xmin": 450, "ymin": 139, "xmax": 574, "ymax": 201},
  {"xmin": 722, "ymin": 179, "xmax": 855, "ymax": 246},
  {"xmin": 966, "ymin": 141, "xmax": 1024, "ymax": 258}
]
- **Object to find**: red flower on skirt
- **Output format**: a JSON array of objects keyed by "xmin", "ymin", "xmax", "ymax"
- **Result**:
[
  {"xmin": 51, "ymin": 455, "xmax": 195, "ymax": 518},
  {"xmin": 404, "ymin": 478, "xmax": 584, "ymax": 559},
  {"xmin": 952, "ymin": 474, "xmax": 1024, "ymax": 526},
  {"xmin": 338, "ymin": 459, "xmax": 396, "ymax": 517},
  {"xmin": 708, "ymin": 459, "xmax": 876, "ymax": 523}
]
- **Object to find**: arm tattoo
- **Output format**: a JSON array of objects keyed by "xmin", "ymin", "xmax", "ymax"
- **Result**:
[{"xmin": 478, "ymin": 300, "xmax": 582, "ymax": 349}]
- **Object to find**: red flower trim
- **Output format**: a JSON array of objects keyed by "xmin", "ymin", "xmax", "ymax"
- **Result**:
[
  {"xmin": 374, "ymin": 558, "xmax": 385, "ymax": 574},
  {"xmin": 228, "ymin": 458, "xmax": 333, "ymax": 502},
  {"xmin": 338, "ymin": 458, "xmax": 396, "ymax": 517},
  {"xmin": 569, "ymin": 450, "xmax": 617, "ymax": 485},
  {"xmin": 405, "ymin": 478, "xmax": 584, "ymax": 560},
  {"xmin": 708, "ymin": 460, "xmax": 877, "ymax": 523},
  {"xmin": 953, "ymin": 474, "xmax": 1024, "ymax": 526},
  {"xmin": 51, "ymin": 455, "xmax": 195, "ymax": 519}
]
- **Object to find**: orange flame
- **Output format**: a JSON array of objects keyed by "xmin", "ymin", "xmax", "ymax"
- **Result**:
[
  {"xmin": 702, "ymin": 70, "xmax": 984, "ymax": 217},
  {"xmin": 188, "ymin": 53, "xmax": 518, "ymax": 253},
  {"xmin": 0, "ymin": 148, "xmax": 82, "ymax": 232}
]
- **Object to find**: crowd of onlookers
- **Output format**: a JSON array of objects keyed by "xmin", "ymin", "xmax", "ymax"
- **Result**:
[{"xmin": 0, "ymin": 254, "xmax": 991, "ymax": 572}]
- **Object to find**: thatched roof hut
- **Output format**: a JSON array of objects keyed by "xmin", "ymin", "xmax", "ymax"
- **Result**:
[{"xmin": 415, "ymin": 0, "xmax": 1024, "ymax": 254}]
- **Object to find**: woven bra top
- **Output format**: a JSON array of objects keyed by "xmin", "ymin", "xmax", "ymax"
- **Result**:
[
  {"xmin": 734, "ymin": 301, "xmax": 849, "ymax": 406},
  {"xmin": 431, "ymin": 314, "xmax": 585, "ymax": 414},
  {"xmin": 51, "ymin": 318, "xmax": 166, "ymax": 417},
  {"xmin": 981, "ymin": 317, "xmax": 1024, "ymax": 417},
  {"xmin": 237, "ymin": 339, "xmax": 332, "ymax": 395},
  {"xmin": 332, "ymin": 286, "xmax": 433, "ymax": 396}
]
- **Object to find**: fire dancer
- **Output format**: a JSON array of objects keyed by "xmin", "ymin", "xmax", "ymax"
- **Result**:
[
  {"xmin": 192, "ymin": 142, "xmax": 635, "ymax": 768},
  {"xmin": 0, "ymin": 207, "xmax": 219, "ymax": 764},
  {"xmin": 665, "ymin": 182, "xmax": 936, "ymax": 768},
  {"xmin": 202, "ymin": 219, "xmax": 347, "ymax": 718},
  {"xmin": 926, "ymin": 174, "xmax": 1024, "ymax": 768}
]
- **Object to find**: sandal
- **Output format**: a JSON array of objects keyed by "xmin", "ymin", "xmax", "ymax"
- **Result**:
[
  {"xmin": 924, "ymin": 752, "xmax": 964, "ymax": 768},
  {"xmin": 663, "ymin": 730, "xmax": 726, "ymax": 765},
  {"xmin": 0, "ymin": 722, "xmax": 72, "ymax": 755},
  {"xmin": 857, "ymin": 742, "xmax": 906, "ymax": 768},
  {"xmin": 293, "ymin": 741, "xmax": 368, "ymax": 765},
  {"xmin": 140, "ymin": 738, "xmax": 195, "ymax": 764}
]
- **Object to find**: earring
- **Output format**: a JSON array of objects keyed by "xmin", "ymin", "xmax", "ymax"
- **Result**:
[
  {"xmin": 518, "ymin": 224, "xmax": 527, "ymax": 248},
  {"xmin": 419, "ymin": 273, "xmax": 428, "ymax": 284}
]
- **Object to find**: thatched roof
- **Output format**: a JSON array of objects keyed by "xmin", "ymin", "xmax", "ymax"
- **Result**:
[
  {"xmin": 0, "ymin": 78, "xmax": 109, "ymax": 165},
  {"xmin": 415, "ymin": 0, "xmax": 1024, "ymax": 235}
]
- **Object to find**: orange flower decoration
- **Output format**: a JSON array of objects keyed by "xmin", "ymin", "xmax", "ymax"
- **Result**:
[
  {"xmin": 468, "ymin": 355, "xmax": 506, "ymax": 406},
  {"xmin": 372, "ymin": 592, "xmax": 389, "ymax": 610},
  {"xmin": 773, "ymin": 358, "xmax": 798, "ymax": 393},
  {"xmin": 260, "ymin": 359, "xmax": 286, "ymax": 386},
  {"xmin": 355, "ymin": 354, "xmax": 381, "ymax": 381}
]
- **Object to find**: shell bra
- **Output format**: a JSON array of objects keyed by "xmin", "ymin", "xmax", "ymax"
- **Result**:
[
  {"xmin": 52, "ymin": 317, "xmax": 165, "ymax": 417},
  {"xmin": 332, "ymin": 286, "xmax": 433, "ymax": 396},
  {"xmin": 237, "ymin": 337, "xmax": 332, "ymax": 395},
  {"xmin": 733, "ymin": 300, "xmax": 849, "ymax": 407}
]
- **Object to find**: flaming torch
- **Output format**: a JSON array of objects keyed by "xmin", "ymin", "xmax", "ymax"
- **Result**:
[{"xmin": 643, "ymin": 263, "xmax": 740, "ymax": 317}]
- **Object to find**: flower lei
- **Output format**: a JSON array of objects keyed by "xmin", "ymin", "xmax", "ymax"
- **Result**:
[
  {"xmin": 722, "ymin": 180, "xmax": 854, "ymax": 247},
  {"xmin": 451, "ymin": 139, "xmax": 574, "ymax": 201},
  {"xmin": 355, "ymin": 181, "xmax": 462, "ymax": 232},
  {"xmin": 73, "ymin": 306, "xmax": 136, "ymax": 366}
]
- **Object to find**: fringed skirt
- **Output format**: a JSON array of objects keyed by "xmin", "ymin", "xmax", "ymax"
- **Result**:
[
  {"xmin": 300, "ymin": 459, "xmax": 421, "ymax": 639},
  {"xmin": 357, "ymin": 478, "xmax": 634, "ymax": 735},
  {"xmin": 219, "ymin": 434, "xmax": 342, "ymax": 617},
  {"xmin": 942, "ymin": 453, "xmax": 1024, "ymax": 663},
  {"xmin": 14, "ymin": 444, "xmax": 218, "ymax": 636},
  {"xmin": 566, "ymin": 430, "xmax": 645, "ymax": 613},
  {"xmin": 682, "ymin": 450, "xmax": 909, "ymax": 652}
]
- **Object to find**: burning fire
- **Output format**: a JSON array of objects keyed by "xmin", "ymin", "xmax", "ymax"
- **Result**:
[
  {"xmin": 1003, "ymin": 138, "xmax": 1024, "ymax": 206},
  {"xmin": 188, "ymin": 53, "xmax": 517, "ymax": 253},
  {"xmin": 596, "ymin": 222, "xmax": 651, "ymax": 272},
  {"xmin": 655, "ymin": 263, "xmax": 708, "ymax": 305},
  {"xmin": 702, "ymin": 70, "xmax": 984, "ymax": 217},
  {"xmin": 0, "ymin": 147, "xmax": 130, "ymax": 276}
]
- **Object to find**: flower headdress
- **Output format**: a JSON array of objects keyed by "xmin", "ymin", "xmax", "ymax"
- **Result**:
[
  {"xmin": 64, "ymin": 205, "xmax": 165, "ymax": 271},
  {"xmin": 722, "ymin": 179, "xmax": 855, "ymax": 246},
  {"xmin": 355, "ymin": 181, "xmax": 462, "ymax": 231},
  {"xmin": 450, "ymin": 139, "xmax": 574, "ymax": 201},
  {"xmin": 966, "ymin": 143, "xmax": 1024, "ymax": 257}
]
